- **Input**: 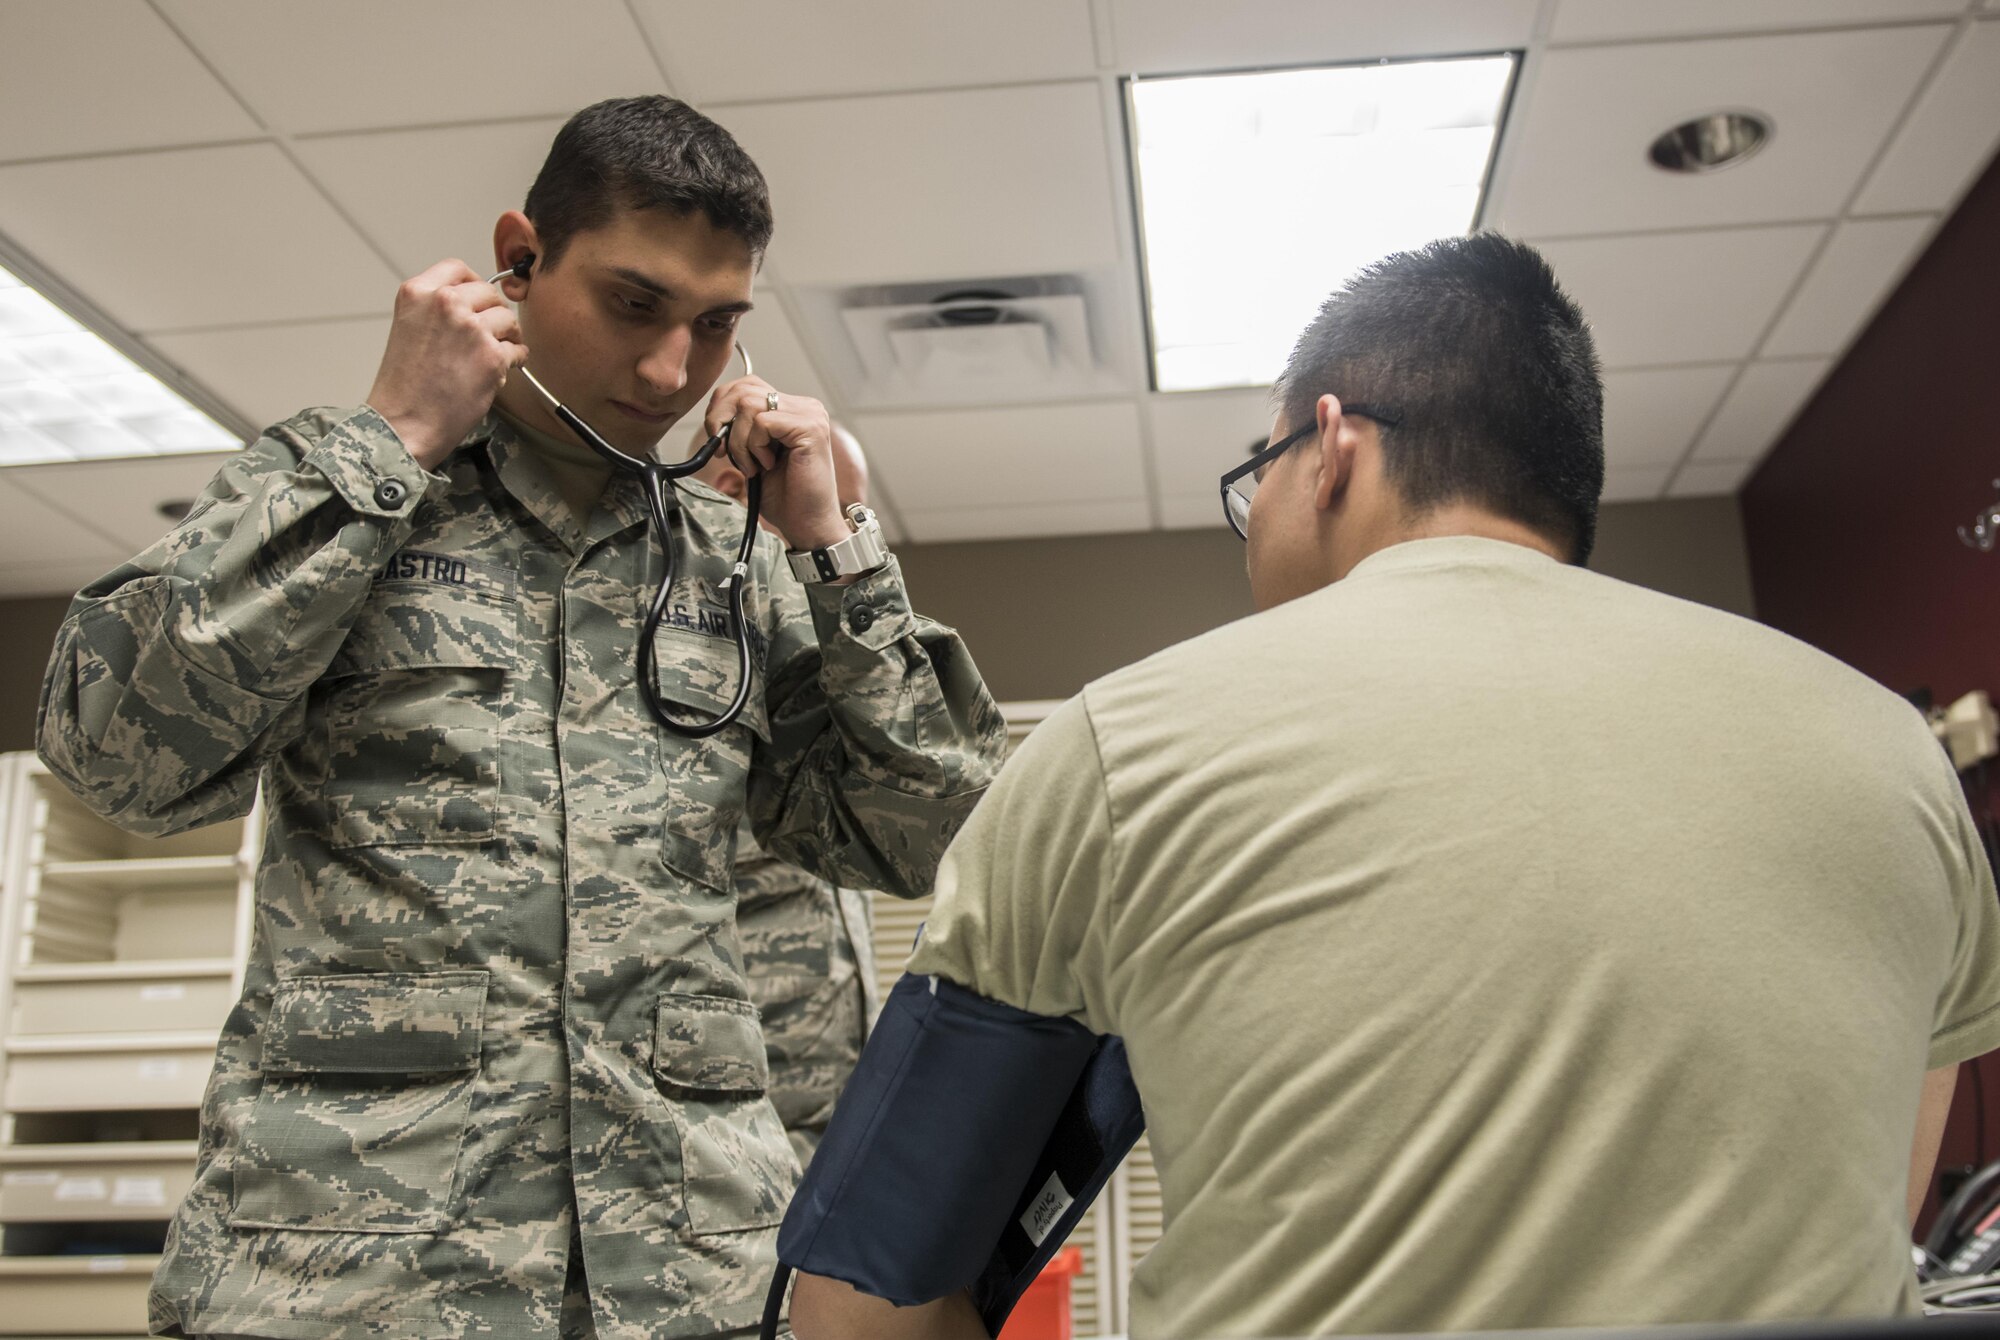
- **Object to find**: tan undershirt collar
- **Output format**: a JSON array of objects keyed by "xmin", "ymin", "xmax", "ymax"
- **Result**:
[{"xmin": 496, "ymin": 405, "xmax": 615, "ymax": 529}]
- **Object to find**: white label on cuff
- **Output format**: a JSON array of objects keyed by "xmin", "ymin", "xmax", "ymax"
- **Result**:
[
  {"xmin": 138, "ymin": 985, "xmax": 187, "ymax": 1002},
  {"xmin": 1019, "ymin": 1170, "xmax": 1074, "ymax": 1247},
  {"xmin": 113, "ymin": 1176, "xmax": 167, "ymax": 1208},
  {"xmin": 55, "ymin": 1177, "xmax": 108, "ymax": 1202}
]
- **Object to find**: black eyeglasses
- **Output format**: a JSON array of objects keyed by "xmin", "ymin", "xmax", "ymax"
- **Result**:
[{"xmin": 1219, "ymin": 405, "xmax": 1403, "ymax": 540}]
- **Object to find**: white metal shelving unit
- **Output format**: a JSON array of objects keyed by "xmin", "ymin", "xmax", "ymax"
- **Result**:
[
  {"xmin": 0, "ymin": 754, "xmax": 259, "ymax": 1337},
  {"xmin": 1, "ymin": 699, "xmax": 1163, "ymax": 1335}
]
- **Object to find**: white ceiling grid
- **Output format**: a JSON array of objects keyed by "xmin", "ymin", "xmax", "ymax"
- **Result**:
[{"xmin": 0, "ymin": 0, "xmax": 1995, "ymax": 594}]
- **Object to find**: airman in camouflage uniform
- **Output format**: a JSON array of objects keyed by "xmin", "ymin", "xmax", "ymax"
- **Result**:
[
  {"xmin": 703, "ymin": 426, "xmax": 884, "ymax": 1169},
  {"xmin": 35, "ymin": 96, "xmax": 1005, "ymax": 1340},
  {"xmin": 736, "ymin": 824, "xmax": 879, "ymax": 1166}
]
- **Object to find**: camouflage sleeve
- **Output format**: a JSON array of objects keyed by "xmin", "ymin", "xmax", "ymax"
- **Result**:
[
  {"xmin": 36, "ymin": 406, "xmax": 441, "ymax": 836},
  {"xmin": 748, "ymin": 553, "xmax": 1007, "ymax": 901}
]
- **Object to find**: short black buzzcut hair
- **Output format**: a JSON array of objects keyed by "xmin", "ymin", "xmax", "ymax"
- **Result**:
[
  {"xmin": 524, "ymin": 95, "xmax": 773, "ymax": 269},
  {"xmin": 1274, "ymin": 232, "xmax": 1605, "ymax": 564}
]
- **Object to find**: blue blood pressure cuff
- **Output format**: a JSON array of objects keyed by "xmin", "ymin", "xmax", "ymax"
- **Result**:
[{"xmin": 774, "ymin": 972, "xmax": 1144, "ymax": 1333}]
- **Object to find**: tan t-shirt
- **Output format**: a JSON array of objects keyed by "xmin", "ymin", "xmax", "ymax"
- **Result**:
[
  {"xmin": 909, "ymin": 536, "xmax": 2000, "ymax": 1339},
  {"xmin": 496, "ymin": 405, "xmax": 614, "ymax": 526}
]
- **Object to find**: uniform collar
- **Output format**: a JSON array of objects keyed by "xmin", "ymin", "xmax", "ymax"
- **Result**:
[
  {"xmin": 475, "ymin": 412, "xmax": 649, "ymax": 554},
  {"xmin": 1344, "ymin": 534, "xmax": 1564, "ymax": 583}
]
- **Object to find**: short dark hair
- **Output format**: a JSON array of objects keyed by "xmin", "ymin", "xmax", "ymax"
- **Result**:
[
  {"xmin": 524, "ymin": 96, "xmax": 773, "ymax": 268},
  {"xmin": 1274, "ymin": 233, "xmax": 1605, "ymax": 564}
]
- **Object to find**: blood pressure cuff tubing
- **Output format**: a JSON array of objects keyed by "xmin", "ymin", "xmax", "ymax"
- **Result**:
[{"xmin": 774, "ymin": 972, "xmax": 1144, "ymax": 1329}]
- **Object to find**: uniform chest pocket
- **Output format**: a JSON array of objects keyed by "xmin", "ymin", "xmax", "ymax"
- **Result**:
[
  {"xmin": 652, "ymin": 626, "xmax": 772, "ymax": 892},
  {"xmin": 319, "ymin": 584, "xmax": 517, "ymax": 849},
  {"xmin": 229, "ymin": 971, "xmax": 488, "ymax": 1234}
]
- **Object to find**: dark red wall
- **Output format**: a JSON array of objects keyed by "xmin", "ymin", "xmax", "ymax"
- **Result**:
[
  {"xmin": 1742, "ymin": 150, "xmax": 2000, "ymax": 1235},
  {"xmin": 1744, "ymin": 153, "xmax": 2000, "ymax": 702}
]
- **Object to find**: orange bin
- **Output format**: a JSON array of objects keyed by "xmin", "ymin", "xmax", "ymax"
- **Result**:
[{"xmin": 997, "ymin": 1246, "xmax": 1083, "ymax": 1340}]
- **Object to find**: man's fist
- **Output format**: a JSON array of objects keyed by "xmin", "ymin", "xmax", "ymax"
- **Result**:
[
  {"xmin": 703, "ymin": 376, "xmax": 846, "ymax": 554},
  {"xmin": 366, "ymin": 260, "xmax": 528, "ymax": 471}
]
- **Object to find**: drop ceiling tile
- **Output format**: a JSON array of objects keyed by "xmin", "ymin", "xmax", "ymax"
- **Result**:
[
  {"xmin": 1761, "ymin": 214, "xmax": 1936, "ymax": 358},
  {"xmin": 10, "ymin": 453, "xmax": 239, "ymax": 555},
  {"xmin": 1690, "ymin": 358, "xmax": 1833, "ymax": 462},
  {"xmin": 1670, "ymin": 458, "xmax": 1759, "ymax": 497},
  {"xmin": 1158, "ymin": 495, "xmax": 1229, "ymax": 531},
  {"xmin": 901, "ymin": 498, "xmax": 1153, "ymax": 544},
  {"xmin": 0, "ymin": 0, "xmax": 260, "ymax": 162},
  {"xmin": 148, "ymin": 318, "xmax": 391, "ymax": 432},
  {"xmin": 292, "ymin": 120, "xmax": 563, "ymax": 277},
  {"xmin": 718, "ymin": 84, "xmax": 1119, "ymax": 285},
  {"xmin": 1534, "ymin": 225, "xmax": 1824, "ymax": 367},
  {"xmin": 633, "ymin": 1, "xmax": 1098, "ymax": 104},
  {"xmin": 1601, "ymin": 466, "xmax": 1671, "ymax": 501},
  {"xmin": 1549, "ymin": 0, "xmax": 1963, "ymax": 44},
  {"xmin": 0, "ymin": 144, "xmax": 396, "ymax": 334},
  {"xmin": 1601, "ymin": 365, "xmax": 1738, "ymax": 468},
  {"xmin": 1146, "ymin": 389, "xmax": 1273, "ymax": 499},
  {"xmin": 155, "ymin": 0, "xmax": 666, "ymax": 136},
  {"xmin": 0, "ymin": 475, "xmax": 125, "ymax": 576},
  {"xmin": 1489, "ymin": 26, "xmax": 1949, "ymax": 237},
  {"xmin": 848, "ymin": 401, "xmax": 1144, "ymax": 513},
  {"xmin": 1105, "ymin": 0, "xmax": 1538, "ymax": 74},
  {"xmin": 739, "ymin": 299, "xmax": 832, "ymax": 408},
  {"xmin": 1851, "ymin": 21, "xmax": 2000, "ymax": 213}
]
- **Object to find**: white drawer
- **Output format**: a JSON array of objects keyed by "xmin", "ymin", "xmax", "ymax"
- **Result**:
[
  {"xmin": 0, "ymin": 1144, "xmax": 196, "ymax": 1222},
  {"xmin": 3, "ymin": 1038, "xmax": 215, "ymax": 1113},
  {"xmin": 0, "ymin": 1254, "xmax": 155, "ymax": 1335},
  {"xmin": 13, "ymin": 974, "xmax": 232, "ymax": 1037}
]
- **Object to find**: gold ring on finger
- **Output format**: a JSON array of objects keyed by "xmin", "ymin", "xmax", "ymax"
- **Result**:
[{"xmin": 765, "ymin": 390, "xmax": 780, "ymax": 414}]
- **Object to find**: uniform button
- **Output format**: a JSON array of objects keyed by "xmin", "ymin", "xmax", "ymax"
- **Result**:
[
  {"xmin": 847, "ymin": 605, "xmax": 876, "ymax": 634},
  {"xmin": 374, "ymin": 478, "xmax": 409, "ymax": 509}
]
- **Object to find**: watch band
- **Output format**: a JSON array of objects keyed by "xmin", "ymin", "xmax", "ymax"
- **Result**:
[{"xmin": 788, "ymin": 505, "xmax": 889, "ymax": 583}]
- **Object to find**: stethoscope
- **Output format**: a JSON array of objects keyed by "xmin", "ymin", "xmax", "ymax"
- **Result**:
[{"xmin": 488, "ymin": 261, "xmax": 761, "ymax": 739}]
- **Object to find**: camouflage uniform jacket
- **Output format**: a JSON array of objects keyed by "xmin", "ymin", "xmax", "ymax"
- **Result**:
[
  {"xmin": 736, "ymin": 822, "xmax": 881, "ymax": 1166},
  {"xmin": 34, "ymin": 406, "xmax": 1006, "ymax": 1340}
]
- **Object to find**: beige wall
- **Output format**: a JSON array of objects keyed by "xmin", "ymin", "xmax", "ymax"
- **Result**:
[
  {"xmin": 0, "ymin": 595, "xmax": 69, "ymax": 754},
  {"xmin": 898, "ymin": 495, "xmax": 1756, "ymax": 702},
  {"xmin": 0, "ymin": 495, "xmax": 1753, "ymax": 752}
]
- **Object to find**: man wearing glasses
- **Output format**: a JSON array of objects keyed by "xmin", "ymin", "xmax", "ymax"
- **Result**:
[{"xmin": 790, "ymin": 233, "xmax": 2000, "ymax": 1339}]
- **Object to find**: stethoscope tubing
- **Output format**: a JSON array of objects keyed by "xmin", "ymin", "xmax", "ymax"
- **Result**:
[{"xmin": 487, "ymin": 269, "xmax": 763, "ymax": 738}]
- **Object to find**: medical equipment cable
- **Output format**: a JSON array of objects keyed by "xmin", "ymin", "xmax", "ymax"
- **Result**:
[{"xmin": 759, "ymin": 1262, "xmax": 791, "ymax": 1340}]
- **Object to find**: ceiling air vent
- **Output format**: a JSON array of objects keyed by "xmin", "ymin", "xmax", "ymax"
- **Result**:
[{"xmin": 837, "ymin": 274, "xmax": 1096, "ymax": 400}]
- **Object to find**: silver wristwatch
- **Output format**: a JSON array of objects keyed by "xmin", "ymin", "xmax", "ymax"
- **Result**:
[{"xmin": 787, "ymin": 503, "xmax": 889, "ymax": 583}]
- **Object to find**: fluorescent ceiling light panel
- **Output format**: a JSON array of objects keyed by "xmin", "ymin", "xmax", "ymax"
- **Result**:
[
  {"xmin": 1131, "ymin": 54, "xmax": 1516, "ymax": 393},
  {"xmin": 0, "ymin": 263, "xmax": 240, "ymax": 466}
]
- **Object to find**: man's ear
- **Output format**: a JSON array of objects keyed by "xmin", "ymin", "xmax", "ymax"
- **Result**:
[
  {"xmin": 492, "ymin": 210, "xmax": 541, "ymax": 302},
  {"xmin": 1312, "ymin": 394, "xmax": 1356, "ymax": 512}
]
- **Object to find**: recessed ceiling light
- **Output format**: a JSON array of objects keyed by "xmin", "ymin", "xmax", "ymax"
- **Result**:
[
  {"xmin": 0, "ymin": 255, "xmax": 245, "ymax": 467},
  {"xmin": 1128, "ymin": 53, "xmax": 1518, "ymax": 395},
  {"xmin": 1648, "ymin": 112, "xmax": 1771, "ymax": 174}
]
